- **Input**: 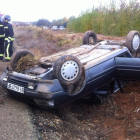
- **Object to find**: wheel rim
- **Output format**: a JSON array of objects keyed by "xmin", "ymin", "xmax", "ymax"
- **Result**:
[
  {"xmin": 89, "ymin": 37, "xmax": 94, "ymax": 44},
  {"xmin": 132, "ymin": 34, "xmax": 140, "ymax": 50},
  {"xmin": 61, "ymin": 60, "xmax": 79, "ymax": 81}
]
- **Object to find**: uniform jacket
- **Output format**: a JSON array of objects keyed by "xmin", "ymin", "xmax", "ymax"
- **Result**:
[
  {"xmin": 4, "ymin": 21, "xmax": 14, "ymax": 41},
  {"xmin": 0, "ymin": 21, "xmax": 5, "ymax": 38}
]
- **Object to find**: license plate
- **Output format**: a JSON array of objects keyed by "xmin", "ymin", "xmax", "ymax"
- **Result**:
[{"xmin": 7, "ymin": 83, "xmax": 24, "ymax": 94}]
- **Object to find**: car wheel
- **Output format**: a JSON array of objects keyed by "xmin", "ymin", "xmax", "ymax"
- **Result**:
[
  {"xmin": 53, "ymin": 55, "xmax": 83, "ymax": 86},
  {"xmin": 83, "ymin": 31, "xmax": 97, "ymax": 45},
  {"xmin": 126, "ymin": 30, "xmax": 140, "ymax": 57},
  {"xmin": 10, "ymin": 49, "xmax": 34, "ymax": 70}
]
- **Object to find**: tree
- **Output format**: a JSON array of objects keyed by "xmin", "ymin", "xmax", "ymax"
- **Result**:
[
  {"xmin": 63, "ymin": 21, "xmax": 69, "ymax": 28},
  {"xmin": 36, "ymin": 19, "xmax": 50, "ymax": 27}
]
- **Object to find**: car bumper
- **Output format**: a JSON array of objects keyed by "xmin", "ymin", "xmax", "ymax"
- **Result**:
[{"xmin": 0, "ymin": 68, "xmax": 66, "ymax": 108}]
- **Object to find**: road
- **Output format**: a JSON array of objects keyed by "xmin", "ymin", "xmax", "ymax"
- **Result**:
[{"xmin": 0, "ymin": 61, "xmax": 42, "ymax": 140}]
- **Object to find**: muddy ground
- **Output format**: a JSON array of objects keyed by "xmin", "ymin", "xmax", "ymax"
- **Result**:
[
  {"xmin": 31, "ymin": 82, "xmax": 140, "ymax": 140},
  {"xmin": 0, "ymin": 29, "xmax": 140, "ymax": 140}
]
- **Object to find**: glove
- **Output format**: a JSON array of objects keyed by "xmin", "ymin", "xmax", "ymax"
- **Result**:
[
  {"xmin": 11, "ymin": 37, "xmax": 15, "ymax": 41},
  {"xmin": 7, "ymin": 39, "xmax": 10, "ymax": 43}
]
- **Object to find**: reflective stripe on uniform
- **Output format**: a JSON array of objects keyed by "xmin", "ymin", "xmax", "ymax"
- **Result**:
[
  {"xmin": 0, "ymin": 24, "xmax": 4, "ymax": 37},
  {"xmin": 5, "ymin": 57, "xmax": 10, "ymax": 60},
  {"xmin": 5, "ymin": 37, "xmax": 11, "ymax": 41},
  {"xmin": 0, "ymin": 34, "xmax": 5, "ymax": 37},
  {"xmin": 4, "ymin": 26, "xmax": 8, "ymax": 29},
  {"xmin": 6, "ymin": 43, "xmax": 10, "ymax": 58},
  {"xmin": 0, "ymin": 54, "xmax": 4, "ymax": 56}
]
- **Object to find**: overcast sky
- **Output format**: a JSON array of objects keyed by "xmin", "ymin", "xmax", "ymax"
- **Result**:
[{"xmin": 0, "ymin": 0, "xmax": 137, "ymax": 22}]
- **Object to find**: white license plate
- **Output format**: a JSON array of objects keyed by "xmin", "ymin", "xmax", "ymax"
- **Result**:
[{"xmin": 7, "ymin": 83, "xmax": 24, "ymax": 94}]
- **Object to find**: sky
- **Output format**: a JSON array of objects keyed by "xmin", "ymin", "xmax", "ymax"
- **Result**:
[{"xmin": 0, "ymin": 0, "xmax": 138, "ymax": 22}]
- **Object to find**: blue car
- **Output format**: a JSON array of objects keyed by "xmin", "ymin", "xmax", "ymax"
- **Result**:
[{"xmin": 0, "ymin": 30, "xmax": 140, "ymax": 108}]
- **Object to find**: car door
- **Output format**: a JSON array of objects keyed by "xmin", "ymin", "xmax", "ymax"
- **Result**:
[
  {"xmin": 115, "ymin": 57, "xmax": 140, "ymax": 81},
  {"xmin": 88, "ymin": 58, "xmax": 116, "ymax": 92}
]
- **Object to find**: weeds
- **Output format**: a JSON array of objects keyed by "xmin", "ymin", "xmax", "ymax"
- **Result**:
[
  {"xmin": 14, "ymin": 54, "xmax": 40, "ymax": 72},
  {"xmin": 14, "ymin": 26, "xmax": 78, "ymax": 51}
]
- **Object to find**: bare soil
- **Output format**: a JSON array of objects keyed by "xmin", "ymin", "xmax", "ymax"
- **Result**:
[
  {"xmin": 0, "ymin": 30, "xmax": 139, "ymax": 140},
  {"xmin": 31, "ymin": 82, "xmax": 140, "ymax": 140}
]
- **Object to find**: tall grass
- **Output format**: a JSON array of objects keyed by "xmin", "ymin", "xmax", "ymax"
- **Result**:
[{"xmin": 67, "ymin": 0, "xmax": 140, "ymax": 36}]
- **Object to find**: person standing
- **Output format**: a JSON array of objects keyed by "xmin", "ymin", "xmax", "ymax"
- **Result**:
[
  {"xmin": 3, "ymin": 15, "xmax": 14, "ymax": 62},
  {"xmin": 0, "ymin": 13, "xmax": 5, "ymax": 60}
]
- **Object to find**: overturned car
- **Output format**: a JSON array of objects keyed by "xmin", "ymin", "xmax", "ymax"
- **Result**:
[{"xmin": 0, "ymin": 30, "xmax": 140, "ymax": 108}]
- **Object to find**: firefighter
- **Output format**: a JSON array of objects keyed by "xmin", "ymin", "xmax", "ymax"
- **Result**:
[
  {"xmin": 0, "ymin": 13, "xmax": 5, "ymax": 60},
  {"xmin": 3, "ymin": 15, "xmax": 14, "ymax": 62}
]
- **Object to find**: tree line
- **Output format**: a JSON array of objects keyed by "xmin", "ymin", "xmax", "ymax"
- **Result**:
[
  {"xmin": 67, "ymin": 0, "xmax": 140, "ymax": 36},
  {"xmin": 13, "ymin": 17, "xmax": 69, "ymax": 28},
  {"xmin": 34, "ymin": 17, "xmax": 69, "ymax": 28}
]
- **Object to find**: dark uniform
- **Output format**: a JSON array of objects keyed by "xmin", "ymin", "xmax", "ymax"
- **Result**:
[
  {"xmin": 3, "ymin": 15, "xmax": 14, "ymax": 61},
  {"xmin": 0, "ymin": 17, "xmax": 5, "ymax": 60}
]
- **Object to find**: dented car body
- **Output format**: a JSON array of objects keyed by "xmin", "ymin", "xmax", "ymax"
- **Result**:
[{"xmin": 1, "ymin": 30, "xmax": 140, "ymax": 108}]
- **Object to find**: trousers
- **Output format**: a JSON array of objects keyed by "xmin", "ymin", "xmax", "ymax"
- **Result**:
[
  {"xmin": 0, "ymin": 37, "xmax": 4, "ymax": 60},
  {"xmin": 4, "ymin": 40, "xmax": 13, "ymax": 60}
]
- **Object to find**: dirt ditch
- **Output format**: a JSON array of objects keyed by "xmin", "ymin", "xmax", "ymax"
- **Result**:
[{"xmin": 29, "ymin": 81, "xmax": 140, "ymax": 140}]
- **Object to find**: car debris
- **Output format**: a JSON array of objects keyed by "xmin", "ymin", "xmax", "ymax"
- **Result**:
[{"xmin": 0, "ymin": 30, "xmax": 140, "ymax": 108}]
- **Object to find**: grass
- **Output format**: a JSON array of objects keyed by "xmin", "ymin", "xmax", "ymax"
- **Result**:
[{"xmin": 14, "ymin": 54, "xmax": 39, "ymax": 72}]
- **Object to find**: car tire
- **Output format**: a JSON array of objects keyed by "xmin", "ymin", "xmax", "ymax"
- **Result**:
[
  {"xmin": 126, "ymin": 30, "xmax": 140, "ymax": 56},
  {"xmin": 53, "ymin": 55, "xmax": 83, "ymax": 86},
  {"xmin": 83, "ymin": 31, "xmax": 97, "ymax": 45},
  {"xmin": 10, "ymin": 49, "xmax": 34, "ymax": 70}
]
